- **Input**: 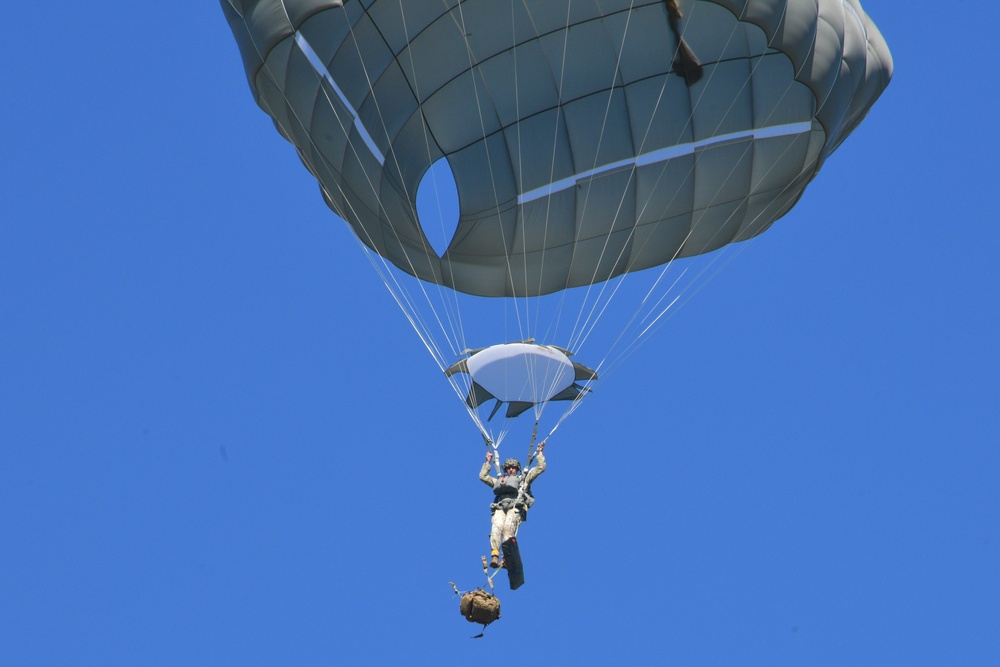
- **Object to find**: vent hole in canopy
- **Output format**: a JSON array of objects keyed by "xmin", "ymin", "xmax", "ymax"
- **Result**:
[{"xmin": 416, "ymin": 157, "xmax": 460, "ymax": 259}]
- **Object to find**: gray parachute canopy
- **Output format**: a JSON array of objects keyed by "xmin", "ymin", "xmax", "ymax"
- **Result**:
[{"xmin": 222, "ymin": 0, "xmax": 892, "ymax": 298}]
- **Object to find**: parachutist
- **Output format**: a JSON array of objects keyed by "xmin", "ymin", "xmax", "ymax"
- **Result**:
[{"xmin": 481, "ymin": 441, "xmax": 545, "ymax": 588}]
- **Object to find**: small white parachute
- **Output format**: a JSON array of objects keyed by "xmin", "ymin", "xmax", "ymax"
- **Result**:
[{"xmin": 445, "ymin": 342, "xmax": 598, "ymax": 420}]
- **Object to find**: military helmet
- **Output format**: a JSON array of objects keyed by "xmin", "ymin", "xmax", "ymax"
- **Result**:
[{"xmin": 502, "ymin": 458, "xmax": 521, "ymax": 472}]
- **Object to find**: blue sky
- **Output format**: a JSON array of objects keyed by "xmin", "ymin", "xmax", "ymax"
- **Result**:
[{"xmin": 2, "ymin": 2, "xmax": 998, "ymax": 665}]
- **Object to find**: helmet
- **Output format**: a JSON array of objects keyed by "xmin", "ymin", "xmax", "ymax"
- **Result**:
[{"xmin": 502, "ymin": 458, "xmax": 521, "ymax": 472}]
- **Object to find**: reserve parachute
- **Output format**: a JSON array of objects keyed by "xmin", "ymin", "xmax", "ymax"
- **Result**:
[{"xmin": 221, "ymin": 0, "xmax": 892, "ymax": 444}]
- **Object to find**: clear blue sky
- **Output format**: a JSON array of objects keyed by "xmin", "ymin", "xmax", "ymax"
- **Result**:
[{"xmin": 2, "ymin": 2, "xmax": 997, "ymax": 665}]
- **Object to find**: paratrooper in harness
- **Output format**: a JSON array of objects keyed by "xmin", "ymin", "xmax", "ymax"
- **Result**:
[{"xmin": 479, "ymin": 441, "xmax": 546, "ymax": 569}]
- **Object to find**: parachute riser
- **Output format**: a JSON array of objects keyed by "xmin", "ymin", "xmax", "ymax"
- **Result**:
[
  {"xmin": 513, "ymin": 421, "xmax": 542, "ymax": 509},
  {"xmin": 482, "ymin": 431, "xmax": 502, "ymax": 477},
  {"xmin": 525, "ymin": 422, "xmax": 540, "ymax": 469}
]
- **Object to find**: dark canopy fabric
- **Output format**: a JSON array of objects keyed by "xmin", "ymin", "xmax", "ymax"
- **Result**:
[{"xmin": 222, "ymin": 0, "xmax": 891, "ymax": 297}]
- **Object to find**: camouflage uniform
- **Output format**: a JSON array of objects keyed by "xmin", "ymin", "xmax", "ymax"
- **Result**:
[{"xmin": 479, "ymin": 451, "xmax": 545, "ymax": 555}]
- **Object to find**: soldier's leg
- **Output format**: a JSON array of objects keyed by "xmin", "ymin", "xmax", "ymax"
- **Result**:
[
  {"xmin": 501, "ymin": 509, "xmax": 522, "ymax": 543},
  {"xmin": 490, "ymin": 509, "xmax": 506, "ymax": 554}
]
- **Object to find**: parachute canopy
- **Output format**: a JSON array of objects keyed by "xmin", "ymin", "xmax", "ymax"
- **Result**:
[
  {"xmin": 445, "ymin": 342, "xmax": 597, "ymax": 419},
  {"xmin": 222, "ymin": 0, "xmax": 891, "ymax": 443},
  {"xmin": 222, "ymin": 0, "xmax": 892, "ymax": 298}
]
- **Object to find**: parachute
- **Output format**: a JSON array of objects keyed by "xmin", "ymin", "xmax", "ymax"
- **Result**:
[
  {"xmin": 221, "ymin": 0, "xmax": 892, "ymax": 444},
  {"xmin": 446, "ymin": 342, "xmax": 597, "ymax": 420}
]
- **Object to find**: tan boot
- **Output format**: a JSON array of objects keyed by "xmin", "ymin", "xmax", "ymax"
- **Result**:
[{"xmin": 489, "ymin": 551, "xmax": 500, "ymax": 568}]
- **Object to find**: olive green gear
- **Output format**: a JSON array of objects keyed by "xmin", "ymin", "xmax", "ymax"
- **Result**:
[{"xmin": 502, "ymin": 458, "xmax": 521, "ymax": 472}]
